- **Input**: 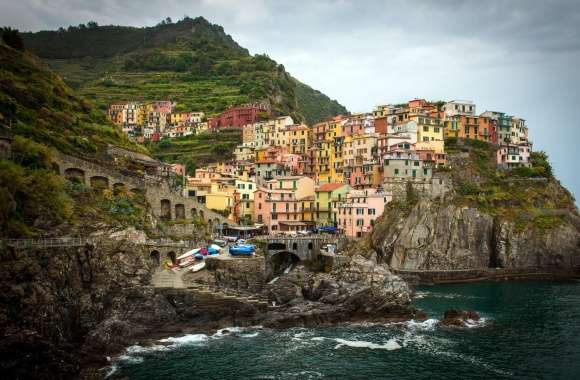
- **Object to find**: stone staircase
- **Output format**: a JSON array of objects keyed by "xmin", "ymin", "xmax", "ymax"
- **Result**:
[{"xmin": 185, "ymin": 282, "xmax": 276, "ymax": 309}]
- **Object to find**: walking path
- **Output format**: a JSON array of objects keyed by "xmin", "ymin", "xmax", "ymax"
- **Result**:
[{"xmin": 151, "ymin": 267, "xmax": 186, "ymax": 288}]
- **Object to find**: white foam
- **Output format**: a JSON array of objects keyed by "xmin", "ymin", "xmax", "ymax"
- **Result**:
[
  {"xmin": 333, "ymin": 338, "xmax": 401, "ymax": 351},
  {"xmin": 463, "ymin": 317, "xmax": 489, "ymax": 328},
  {"xmin": 118, "ymin": 354, "xmax": 144, "ymax": 364},
  {"xmin": 125, "ymin": 344, "xmax": 170, "ymax": 354},
  {"xmin": 104, "ymin": 364, "xmax": 118, "ymax": 378},
  {"xmin": 158, "ymin": 333, "xmax": 209, "ymax": 346},
  {"xmin": 404, "ymin": 318, "xmax": 439, "ymax": 331},
  {"xmin": 241, "ymin": 332, "xmax": 260, "ymax": 338},
  {"xmin": 310, "ymin": 337, "xmax": 326, "ymax": 341}
]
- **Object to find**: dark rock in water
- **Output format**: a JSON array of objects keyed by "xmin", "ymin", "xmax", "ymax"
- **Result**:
[
  {"xmin": 440, "ymin": 309, "xmax": 481, "ymax": 327},
  {"xmin": 221, "ymin": 329, "xmax": 231, "ymax": 335}
]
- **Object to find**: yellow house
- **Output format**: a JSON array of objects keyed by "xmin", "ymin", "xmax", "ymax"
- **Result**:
[
  {"xmin": 136, "ymin": 104, "xmax": 146, "ymax": 126},
  {"xmin": 415, "ymin": 115, "xmax": 445, "ymax": 153},
  {"xmin": 288, "ymin": 124, "xmax": 310, "ymax": 155},
  {"xmin": 315, "ymin": 183, "xmax": 351, "ymax": 225},
  {"xmin": 170, "ymin": 112, "xmax": 190, "ymax": 125},
  {"xmin": 205, "ymin": 182, "xmax": 237, "ymax": 221},
  {"xmin": 316, "ymin": 141, "xmax": 332, "ymax": 184},
  {"xmin": 235, "ymin": 178, "xmax": 256, "ymax": 223}
]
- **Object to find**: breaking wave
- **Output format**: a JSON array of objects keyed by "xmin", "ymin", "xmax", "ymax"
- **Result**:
[{"xmin": 334, "ymin": 338, "xmax": 402, "ymax": 351}]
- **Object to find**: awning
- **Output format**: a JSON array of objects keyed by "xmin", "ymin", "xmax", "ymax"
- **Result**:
[{"xmin": 279, "ymin": 221, "xmax": 309, "ymax": 226}]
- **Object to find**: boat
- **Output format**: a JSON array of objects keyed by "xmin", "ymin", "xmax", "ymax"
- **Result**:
[
  {"xmin": 177, "ymin": 248, "xmax": 201, "ymax": 268},
  {"xmin": 210, "ymin": 244, "xmax": 223, "ymax": 251},
  {"xmin": 194, "ymin": 253, "xmax": 204, "ymax": 260},
  {"xmin": 190, "ymin": 261, "xmax": 206, "ymax": 272},
  {"xmin": 229, "ymin": 245, "xmax": 255, "ymax": 256}
]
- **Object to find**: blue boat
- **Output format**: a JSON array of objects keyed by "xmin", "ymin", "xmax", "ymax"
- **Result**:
[
  {"xmin": 207, "ymin": 247, "xmax": 219, "ymax": 255},
  {"xmin": 229, "ymin": 245, "xmax": 255, "ymax": 256},
  {"xmin": 194, "ymin": 253, "xmax": 204, "ymax": 260}
]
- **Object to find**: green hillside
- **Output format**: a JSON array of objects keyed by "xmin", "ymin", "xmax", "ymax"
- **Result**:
[
  {"xmin": 0, "ymin": 40, "xmax": 149, "ymax": 238},
  {"xmin": 147, "ymin": 128, "xmax": 242, "ymax": 175},
  {"xmin": 0, "ymin": 40, "xmax": 144, "ymax": 157},
  {"xmin": 23, "ymin": 17, "xmax": 349, "ymax": 124}
]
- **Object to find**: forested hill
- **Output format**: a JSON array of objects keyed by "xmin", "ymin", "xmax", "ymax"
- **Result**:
[
  {"xmin": 23, "ymin": 17, "xmax": 348, "ymax": 124},
  {"xmin": 0, "ymin": 40, "xmax": 144, "ymax": 157}
]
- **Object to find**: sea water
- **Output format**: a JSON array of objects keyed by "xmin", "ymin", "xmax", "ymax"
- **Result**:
[{"xmin": 111, "ymin": 281, "xmax": 580, "ymax": 379}]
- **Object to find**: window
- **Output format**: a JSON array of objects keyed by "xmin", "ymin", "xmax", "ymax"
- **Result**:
[
  {"xmin": 394, "ymin": 169, "xmax": 399, "ymax": 175},
  {"xmin": 423, "ymin": 126, "xmax": 429, "ymax": 132},
  {"xmin": 356, "ymin": 219, "xmax": 364, "ymax": 226},
  {"xmin": 272, "ymin": 225, "xmax": 277, "ymax": 230},
  {"xmin": 248, "ymin": 184, "xmax": 253, "ymax": 190},
  {"xmin": 414, "ymin": 161, "xmax": 420, "ymax": 167}
]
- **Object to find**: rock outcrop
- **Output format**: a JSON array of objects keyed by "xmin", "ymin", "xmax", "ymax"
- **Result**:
[
  {"xmin": 371, "ymin": 199, "xmax": 580, "ymax": 272},
  {"xmin": 440, "ymin": 309, "xmax": 481, "ymax": 328},
  {"xmin": 263, "ymin": 255, "xmax": 421, "ymax": 328}
]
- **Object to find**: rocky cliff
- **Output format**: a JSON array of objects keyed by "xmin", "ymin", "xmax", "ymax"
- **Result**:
[
  {"xmin": 371, "ymin": 141, "xmax": 580, "ymax": 275},
  {"xmin": 371, "ymin": 199, "xmax": 580, "ymax": 271}
]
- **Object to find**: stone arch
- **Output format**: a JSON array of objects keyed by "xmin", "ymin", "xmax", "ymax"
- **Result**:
[
  {"xmin": 175, "ymin": 204, "xmax": 185, "ymax": 220},
  {"xmin": 269, "ymin": 251, "xmax": 301, "ymax": 277},
  {"xmin": 90, "ymin": 176, "xmax": 109, "ymax": 190},
  {"xmin": 64, "ymin": 168, "xmax": 85, "ymax": 184},
  {"xmin": 167, "ymin": 251, "xmax": 177, "ymax": 265},
  {"xmin": 150, "ymin": 250, "xmax": 160, "ymax": 266},
  {"xmin": 308, "ymin": 242, "xmax": 313, "ymax": 250},
  {"xmin": 113, "ymin": 182, "xmax": 127, "ymax": 194},
  {"xmin": 292, "ymin": 242, "xmax": 298, "ymax": 250},
  {"xmin": 160, "ymin": 199, "xmax": 171, "ymax": 221}
]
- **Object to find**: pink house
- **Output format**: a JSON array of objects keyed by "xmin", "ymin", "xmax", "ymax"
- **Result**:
[
  {"xmin": 281, "ymin": 153, "xmax": 302, "ymax": 174},
  {"xmin": 254, "ymin": 176, "xmax": 315, "ymax": 233},
  {"xmin": 336, "ymin": 188, "xmax": 391, "ymax": 237},
  {"xmin": 496, "ymin": 143, "xmax": 532, "ymax": 169}
]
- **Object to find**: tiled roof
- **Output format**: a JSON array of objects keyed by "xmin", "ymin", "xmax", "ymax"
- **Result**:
[{"xmin": 317, "ymin": 183, "xmax": 346, "ymax": 192}]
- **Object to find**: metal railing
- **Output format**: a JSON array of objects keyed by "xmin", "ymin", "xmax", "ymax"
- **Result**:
[
  {"xmin": 2, "ymin": 237, "xmax": 89, "ymax": 249},
  {"xmin": 2, "ymin": 237, "xmax": 197, "ymax": 249}
]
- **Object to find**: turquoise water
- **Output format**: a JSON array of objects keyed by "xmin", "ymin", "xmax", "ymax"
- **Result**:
[{"xmin": 113, "ymin": 281, "xmax": 580, "ymax": 379}]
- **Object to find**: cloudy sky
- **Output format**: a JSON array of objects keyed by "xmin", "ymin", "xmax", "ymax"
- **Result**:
[{"xmin": 1, "ymin": 0, "xmax": 580, "ymax": 200}]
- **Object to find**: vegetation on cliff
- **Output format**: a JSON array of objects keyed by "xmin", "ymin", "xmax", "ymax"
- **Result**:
[
  {"xmin": 0, "ymin": 41, "xmax": 151, "ymax": 237},
  {"xmin": 444, "ymin": 138, "xmax": 576, "ymax": 230},
  {"xmin": 23, "ymin": 17, "xmax": 349, "ymax": 124},
  {"xmin": 0, "ymin": 41, "xmax": 145, "ymax": 157}
]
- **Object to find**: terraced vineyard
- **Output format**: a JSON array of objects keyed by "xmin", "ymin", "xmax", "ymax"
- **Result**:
[{"xmin": 146, "ymin": 128, "xmax": 242, "ymax": 174}]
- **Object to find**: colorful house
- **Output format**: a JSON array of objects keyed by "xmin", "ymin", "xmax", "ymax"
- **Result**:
[
  {"xmin": 315, "ymin": 183, "xmax": 351, "ymax": 225},
  {"xmin": 254, "ymin": 176, "xmax": 316, "ymax": 233},
  {"xmin": 336, "ymin": 188, "xmax": 391, "ymax": 238}
]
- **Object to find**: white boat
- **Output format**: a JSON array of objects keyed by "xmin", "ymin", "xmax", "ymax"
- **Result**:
[
  {"xmin": 177, "ymin": 248, "xmax": 201, "ymax": 268},
  {"xmin": 190, "ymin": 261, "xmax": 206, "ymax": 272}
]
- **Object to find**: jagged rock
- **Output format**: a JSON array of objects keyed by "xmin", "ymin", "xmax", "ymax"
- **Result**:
[
  {"xmin": 440, "ymin": 309, "xmax": 481, "ymax": 327},
  {"xmin": 372, "ymin": 199, "xmax": 580, "ymax": 271}
]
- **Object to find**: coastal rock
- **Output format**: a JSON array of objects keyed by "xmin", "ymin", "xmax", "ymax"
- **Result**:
[
  {"xmin": 372, "ymin": 198, "xmax": 580, "ymax": 272},
  {"xmin": 440, "ymin": 309, "xmax": 481, "ymax": 327}
]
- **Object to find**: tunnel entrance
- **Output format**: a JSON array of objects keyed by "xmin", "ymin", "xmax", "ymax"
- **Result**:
[
  {"xmin": 270, "ymin": 251, "xmax": 301, "ymax": 277},
  {"xmin": 150, "ymin": 250, "xmax": 160, "ymax": 266},
  {"xmin": 167, "ymin": 251, "xmax": 177, "ymax": 265}
]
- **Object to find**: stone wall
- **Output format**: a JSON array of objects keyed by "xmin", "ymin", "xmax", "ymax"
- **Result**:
[{"xmin": 205, "ymin": 256, "xmax": 267, "ymax": 294}]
